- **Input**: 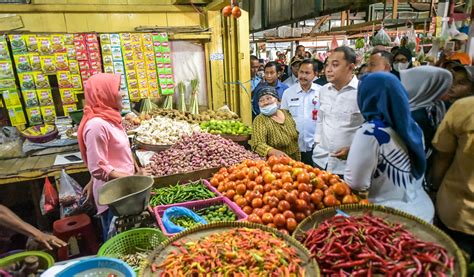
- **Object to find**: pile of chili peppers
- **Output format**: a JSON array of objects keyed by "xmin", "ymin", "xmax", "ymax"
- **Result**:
[
  {"xmin": 300, "ymin": 213, "xmax": 455, "ymax": 276},
  {"xmin": 152, "ymin": 228, "xmax": 306, "ymax": 276}
]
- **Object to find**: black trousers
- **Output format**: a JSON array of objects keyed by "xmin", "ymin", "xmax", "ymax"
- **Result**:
[{"xmin": 300, "ymin": 151, "xmax": 314, "ymax": 166}]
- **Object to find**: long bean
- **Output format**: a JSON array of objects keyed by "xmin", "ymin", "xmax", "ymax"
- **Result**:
[{"xmin": 149, "ymin": 181, "xmax": 216, "ymax": 207}]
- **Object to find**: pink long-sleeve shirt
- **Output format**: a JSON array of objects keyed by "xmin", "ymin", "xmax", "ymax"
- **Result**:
[{"xmin": 83, "ymin": 117, "xmax": 135, "ymax": 214}]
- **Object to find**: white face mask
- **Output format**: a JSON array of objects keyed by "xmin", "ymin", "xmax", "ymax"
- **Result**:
[{"xmin": 393, "ymin": 62, "xmax": 409, "ymax": 72}]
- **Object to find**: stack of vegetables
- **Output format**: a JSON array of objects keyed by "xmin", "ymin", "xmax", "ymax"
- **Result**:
[
  {"xmin": 147, "ymin": 133, "xmax": 261, "ymax": 176},
  {"xmin": 134, "ymin": 115, "xmax": 200, "ymax": 145},
  {"xmin": 149, "ymin": 181, "xmax": 218, "ymax": 207},
  {"xmin": 150, "ymin": 228, "xmax": 307, "ymax": 275},
  {"xmin": 299, "ymin": 213, "xmax": 457, "ymax": 276},
  {"xmin": 200, "ymin": 120, "xmax": 251, "ymax": 136},
  {"xmin": 149, "ymin": 108, "xmax": 239, "ymax": 124},
  {"xmin": 209, "ymin": 156, "xmax": 366, "ymax": 234}
]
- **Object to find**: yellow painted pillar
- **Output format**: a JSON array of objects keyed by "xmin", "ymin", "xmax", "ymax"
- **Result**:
[{"xmin": 235, "ymin": 10, "xmax": 251, "ymax": 125}]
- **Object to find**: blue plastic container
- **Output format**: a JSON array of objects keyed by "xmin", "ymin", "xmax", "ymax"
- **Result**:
[{"xmin": 56, "ymin": 257, "xmax": 135, "ymax": 277}]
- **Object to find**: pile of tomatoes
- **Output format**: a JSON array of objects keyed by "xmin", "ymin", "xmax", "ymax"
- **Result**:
[{"xmin": 209, "ymin": 156, "xmax": 367, "ymax": 234}]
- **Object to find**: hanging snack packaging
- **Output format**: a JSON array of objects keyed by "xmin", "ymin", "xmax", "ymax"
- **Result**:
[
  {"xmin": 64, "ymin": 34, "xmax": 74, "ymax": 46},
  {"xmin": 63, "ymin": 103, "xmax": 77, "ymax": 116},
  {"xmin": 9, "ymin": 34, "xmax": 27, "ymax": 53},
  {"xmin": 51, "ymin": 34, "xmax": 66, "ymax": 53},
  {"xmin": 0, "ymin": 38, "xmax": 10, "ymax": 60},
  {"xmin": 60, "ymin": 88, "xmax": 77, "ymax": 104},
  {"xmin": 24, "ymin": 34, "xmax": 38, "ymax": 53},
  {"xmin": 99, "ymin": 34, "xmax": 111, "ymax": 44},
  {"xmin": 66, "ymin": 45, "xmax": 77, "ymax": 61},
  {"xmin": 57, "ymin": 71, "xmax": 73, "ymax": 88},
  {"xmin": 33, "ymin": 72, "xmax": 50, "ymax": 89},
  {"xmin": 40, "ymin": 177, "xmax": 59, "ymax": 215},
  {"xmin": 69, "ymin": 60, "xmax": 80, "ymax": 74},
  {"xmin": 111, "ymin": 46, "xmax": 123, "ymax": 61},
  {"xmin": 38, "ymin": 36, "xmax": 53, "ymax": 56},
  {"xmin": 0, "ymin": 79, "xmax": 16, "ymax": 89},
  {"xmin": 26, "ymin": 107, "xmax": 43, "ymax": 125},
  {"xmin": 104, "ymin": 65, "xmax": 114, "ymax": 74},
  {"xmin": 14, "ymin": 54, "xmax": 32, "ymax": 72},
  {"xmin": 41, "ymin": 105, "xmax": 56, "ymax": 123},
  {"xmin": 29, "ymin": 54, "xmax": 42, "ymax": 71},
  {"xmin": 2, "ymin": 90, "xmax": 21, "ymax": 107},
  {"xmin": 22, "ymin": 90, "xmax": 39, "ymax": 107},
  {"xmin": 36, "ymin": 89, "xmax": 54, "ymax": 106},
  {"xmin": 129, "ymin": 88, "xmax": 140, "ymax": 101},
  {"xmin": 7, "ymin": 105, "xmax": 26, "ymax": 126},
  {"xmin": 18, "ymin": 72, "xmax": 36, "ymax": 90},
  {"xmin": 55, "ymin": 53, "xmax": 69, "ymax": 71},
  {"xmin": 0, "ymin": 61, "xmax": 15, "ymax": 79},
  {"xmin": 110, "ymin": 34, "xmax": 121, "ymax": 46},
  {"xmin": 40, "ymin": 55, "xmax": 56, "ymax": 74},
  {"xmin": 71, "ymin": 74, "xmax": 82, "ymax": 89}
]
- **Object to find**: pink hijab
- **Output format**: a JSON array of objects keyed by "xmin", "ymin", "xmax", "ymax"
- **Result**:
[{"xmin": 77, "ymin": 73, "xmax": 123, "ymax": 164}]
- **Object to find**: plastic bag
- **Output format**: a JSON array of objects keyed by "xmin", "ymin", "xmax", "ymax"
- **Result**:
[
  {"xmin": 58, "ymin": 170, "xmax": 82, "ymax": 217},
  {"xmin": 372, "ymin": 28, "xmax": 391, "ymax": 46},
  {"xmin": 0, "ymin": 127, "xmax": 24, "ymax": 160},
  {"xmin": 406, "ymin": 27, "xmax": 417, "ymax": 55},
  {"xmin": 448, "ymin": 22, "xmax": 460, "ymax": 38},
  {"xmin": 162, "ymin": 207, "xmax": 207, "ymax": 234},
  {"xmin": 330, "ymin": 36, "xmax": 339, "ymax": 49},
  {"xmin": 393, "ymin": 33, "xmax": 401, "ymax": 46},
  {"xmin": 40, "ymin": 177, "xmax": 58, "ymax": 215}
]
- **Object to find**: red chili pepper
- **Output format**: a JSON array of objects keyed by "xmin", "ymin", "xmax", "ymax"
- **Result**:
[{"xmin": 332, "ymin": 259, "xmax": 368, "ymax": 269}]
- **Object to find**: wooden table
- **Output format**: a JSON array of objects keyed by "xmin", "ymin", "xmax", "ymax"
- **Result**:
[{"xmin": 0, "ymin": 152, "xmax": 88, "ymax": 185}]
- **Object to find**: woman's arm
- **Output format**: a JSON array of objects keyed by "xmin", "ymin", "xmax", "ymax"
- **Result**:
[
  {"xmin": 344, "ymin": 128, "xmax": 379, "ymax": 192},
  {"xmin": 0, "ymin": 205, "xmax": 66, "ymax": 250},
  {"xmin": 430, "ymin": 151, "xmax": 454, "ymax": 190}
]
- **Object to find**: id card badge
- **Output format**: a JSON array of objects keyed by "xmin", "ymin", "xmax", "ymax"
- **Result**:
[{"xmin": 312, "ymin": 97, "xmax": 320, "ymax": 120}]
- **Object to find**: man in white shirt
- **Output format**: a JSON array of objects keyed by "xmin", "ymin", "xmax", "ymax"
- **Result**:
[
  {"xmin": 312, "ymin": 46, "xmax": 364, "ymax": 176},
  {"xmin": 281, "ymin": 60, "xmax": 321, "ymax": 165}
]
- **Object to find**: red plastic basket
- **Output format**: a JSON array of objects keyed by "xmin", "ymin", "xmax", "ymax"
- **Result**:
[
  {"xmin": 151, "ymin": 179, "xmax": 222, "ymax": 210},
  {"xmin": 153, "ymin": 196, "xmax": 248, "ymax": 237}
]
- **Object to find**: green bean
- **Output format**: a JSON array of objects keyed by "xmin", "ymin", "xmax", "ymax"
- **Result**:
[{"xmin": 149, "ymin": 180, "xmax": 216, "ymax": 206}]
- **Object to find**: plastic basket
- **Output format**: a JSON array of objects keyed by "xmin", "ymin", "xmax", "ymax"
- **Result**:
[
  {"xmin": 0, "ymin": 251, "xmax": 54, "ymax": 271},
  {"xmin": 150, "ymin": 179, "xmax": 222, "ymax": 209},
  {"xmin": 56, "ymin": 257, "xmax": 134, "ymax": 277},
  {"xmin": 98, "ymin": 227, "xmax": 167, "ymax": 257},
  {"xmin": 154, "ymin": 196, "xmax": 248, "ymax": 237}
]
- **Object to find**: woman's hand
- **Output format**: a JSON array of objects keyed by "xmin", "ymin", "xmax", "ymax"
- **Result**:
[
  {"xmin": 83, "ymin": 179, "xmax": 93, "ymax": 202},
  {"xmin": 136, "ymin": 167, "xmax": 153, "ymax": 176},
  {"xmin": 33, "ymin": 232, "xmax": 67, "ymax": 250},
  {"xmin": 268, "ymin": 149, "xmax": 289, "ymax": 158}
]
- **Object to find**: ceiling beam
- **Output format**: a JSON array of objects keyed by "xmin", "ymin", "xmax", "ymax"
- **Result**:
[{"xmin": 0, "ymin": 4, "xmax": 196, "ymax": 13}]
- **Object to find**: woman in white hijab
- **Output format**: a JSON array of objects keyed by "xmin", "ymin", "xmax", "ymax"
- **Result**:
[{"xmin": 400, "ymin": 66, "xmax": 453, "ymax": 156}]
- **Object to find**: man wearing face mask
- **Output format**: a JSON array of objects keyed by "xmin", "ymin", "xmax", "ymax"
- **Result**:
[
  {"xmin": 392, "ymin": 47, "xmax": 413, "ymax": 79},
  {"xmin": 250, "ymin": 86, "xmax": 301, "ymax": 161},
  {"xmin": 281, "ymin": 59, "xmax": 321, "ymax": 166}
]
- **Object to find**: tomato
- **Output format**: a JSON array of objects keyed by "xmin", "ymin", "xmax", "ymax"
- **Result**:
[
  {"xmin": 247, "ymin": 181, "xmax": 257, "ymax": 191},
  {"xmin": 263, "ymin": 173, "xmax": 276, "ymax": 184},
  {"xmin": 324, "ymin": 187, "xmax": 335, "ymax": 196},
  {"xmin": 291, "ymin": 168, "xmax": 304, "ymax": 179},
  {"xmin": 329, "ymin": 177, "xmax": 339, "ymax": 185},
  {"xmin": 262, "ymin": 213, "xmax": 274, "ymax": 224},
  {"xmin": 262, "ymin": 205, "xmax": 270, "ymax": 212},
  {"xmin": 323, "ymin": 195, "xmax": 337, "ymax": 207},
  {"xmin": 268, "ymin": 196, "xmax": 279, "ymax": 208},
  {"xmin": 242, "ymin": 206, "xmax": 253, "ymax": 215},
  {"xmin": 235, "ymin": 184, "xmax": 246, "ymax": 195},
  {"xmin": 282, "ymin": 182, "xmax": 293, "ymax": 191},
  {"xmin": 304, "ymin": 208, "xmax": 313, "ymax": 217},
  {"xmin": 359, "ymin": 199, "xmax": 370, "ymax": 205},
  {"xmin": 233, "ymin": 194, "xmax": 242, "ymax": 202},
  {"xmin": 254, "ymin": 208, "xmax": 265, "ymax": 218},
  {"xmin": 267, "ymin": 156, "xmax": 279, "ymax": 167},
  {"xmin": 267, "ymin": 223, "xmax": 277, "ymax": 228},
  {"xmin": 342, "ymin": 194, "xmax": 355, "ymax": 204},
  {"xmin": 333, "ymin": 182, "xmax": 349, "ymax": 196},
  {"xmin": 217, "ymin": 184, "xmax": 225, "ymax": 193},
  {"xmin": 228, "ymin": 165, "xmax": 237, "ymax": 174},
  {"xmin": 295, "ymin": 199, "xmax": 308, "ymax": 211},
  {"xmin": 310, "ymin": 191, "xmax": 323, "ymax": 205},
  {"xmin": 262, "ymin": 195, "xmax": 270, "ymax": 205},
  {"xmin": 278, "ymin": 229, "xmax": 289, "ymax": 236},
  {"xmin": 295, "ymin": 212, "xmax": 306, "ymax": 223},
  {"xmin": 279, "ymin": 156, "xmax": 290, "ymax": 165},
  {"xmin": 228, "ymin": 173, "xmax": 237, "ymax": 181},
  {"xmin": 218, "ymin": 167, "xmax": 227, "ymax": 174},
  {"xmin": 248, "ymin": 167, "xmax": 259, "ymax": 180},
  {"xmin": 254, "ymin": 185, "xmax": 264, "ymax": 194},
  {"xmin": 285, "ymin": 193, "xmax": 297, "ymax": 205},
  {"xmin": 281, "ymin": 173, "xmax": 293, "ymax": 184},
  {"xmin": 276, "ymin": 189, "xmax": 286, "ymax": 200},
  {"xmin": 317, "ymin": 202, "xmax": 325, "ymax": 210},
  {"xmin": 272, "ymin": 164, "xmax": 285, "ymax": 173},
  {"xmin": 226, "ymin": 181, "xmax": 235, "ymax": 191},
  {"xmin": 286, "ymin": 218, "xmax": 297, "ymax": 232},
  {"xmin": 210, "ymin": 177, "xmax": 219, "ymax": 187},
  {"xmin": 252, "ymin": 198, "xmax": 263, "ymax": 209},
  {"xmin": 236, "ymin": 197, "xmax": 247, "ymax": 207},
  {"xmin": 248, "ymin": 214, "xmax": 262, "ymax": 224},
  {"xmin": 296, "ymin": 172, "xmax": 310, "ymax": 184},
  {"xmin": 226, "ymin": 189, "xmax": 236, "ymax": 200},
  {"xmin": 273, "ymin": 213, "xmax": 286, "ymax": 227},
  {"xmin": 270, "ymin": 207, "xmax": 279, "ymax": 215},
  {"xmin": 318, "ymin": 171, "xmax": 329, "ymax": 183},
  {"xmin": 299, "ymin": 191, "xmax": 311, "ymax": 203},
  {"xmin": 246, "ymin": 160, "xmax": 256, "ymax": 167},
  {"xmin": 283, "ymin": 210, "xmax": 295, "ymax": 219},
  {"xmin": 278, "ymin": 200, "xmax": 291, "ymax": 212},
  {"xmin": 298, "ymin": 183, "xmax": 310, "ymax": 193},
  {"xmin": 254, "ymin": 176, "xmax": 263, "ymax": 184}
]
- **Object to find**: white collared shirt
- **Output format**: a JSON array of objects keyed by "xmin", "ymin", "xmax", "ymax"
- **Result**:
[
  {"xmin": 312, "ymin": 75, "xmax": 364, "ymax": 174},
  {"xmin": 281, "ymin": 82, "xmax": 321, "ymax": 152}
]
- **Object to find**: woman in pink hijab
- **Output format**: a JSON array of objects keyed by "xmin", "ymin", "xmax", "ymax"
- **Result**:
[{"xmin": 77, "ymin": 73, "xmax": 150, "ymax": 239}]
